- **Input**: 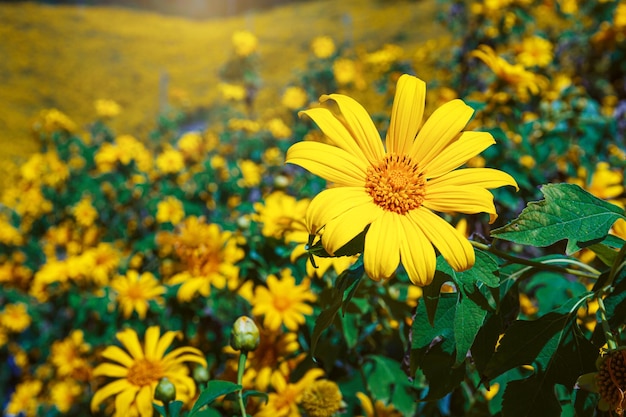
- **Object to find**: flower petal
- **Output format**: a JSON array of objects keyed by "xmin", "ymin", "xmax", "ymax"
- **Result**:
[
  {"xmin": 423, "ymin": 185, "xmax": 501, "ymax": 223},
  {"xmin": 363, "ymin": 212, "xmax": 401, "ymax": 280},
  {"xmin": 398, "ymin": 215, "xmax": 437, "ymax": 286},
  {"xmin": 424, "ymin": 132, "xmax": 495, "ymax": 178},
  {"xmin": 305, "ymin": 187, "xmax": 372, "ymax": 234},
  {"xmin": 113, "ymin": 384, "xmax": 139, "ymax": 417},
  {"xmin": 154, "ymin": 330, "xmax": 181, "ymax": 359},
  {"xmin": 299, "ymin": 107, "xmax": 368, "ymax": 163},
  {"xmin": 91, "ymin": 379, "xmax": 133, "ymax": 412},
  {"xmin": 116, "ymin": 328, "xmax": 144, "ymax": 360},
  {"xmin": 101, "ymin": 345, "xmax": 135, "ymax": 367},
  {"xmin": 428, "ymin": 168, "xmax": 519, "ymax": 190},
  {"xmin": 320, "ymin": 93, "xmax": 385, "ymax": 164},
  {"xmin": 136, "ymin": 385, "xmax": 154, "ymax": 417},
  {"xmin": 410, "ymin": 99, "xmax": 474, "ymax": 167},
  {"xmin": 322, "ymin": 201, "xmax": 383, "ymax": 255},
  {"xmin": 386, "ymin": 74, "xmax": 426, "ymax": 155},
  {"xmin": 410, "ymin": 208, "xmax": 475, "ymax": 272},
  {"xmin": 92, "ymin": 363, "xmax": 129, "ymax": 378},
  {"xmin": 286, "ymin": 141, "xmax": 367, "ymax": 186},
  {"xmin": 143, "ymin": 326, "xmax": 160, "ymax": 360}
]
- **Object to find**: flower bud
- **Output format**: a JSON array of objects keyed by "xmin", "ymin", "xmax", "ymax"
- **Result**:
[
  {"xmin": 193, "ymin": 365, "xmax": 210, "ymax": 384},
  {"xmin": 154, "ymin": 377, "xmax": 176, "ymax": 403},
  {"xmin": 229, "ymin": 316, "xmax": 260, "ymax": 352}
]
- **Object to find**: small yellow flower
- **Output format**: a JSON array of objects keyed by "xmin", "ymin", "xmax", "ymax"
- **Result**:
[
  {"xmin": 156, "ymin": 196, "xmax": 185, "ymax": 224},
  {"xmin": 110, "ymin": 270, "xmax": 166, "ymax": 319},
  {"xmin": 515, "ymin": 36, "xmax": 554, "ymax": 68},
  {"xmin": 72, "ymin": 196, "xmax": 98, "ymax": 227},
  {"xmin": 356, "ymin": 392, "xmax": 402, "ymax": 417},
  {"xmin": 237, "ymin": 159, "xmax": 264, "ymax": 187},
  {"xmin": 311, "ymin": 36, "xmax": 336, "ymax": 59},
  {"xmin": 91, "ymin": 326, "xmax": 207, "ymax": 417},
  {"xmin": 282, "ymin": 86, "xmax": 308, "ymax": 110},
  {"xmin": 6, "ymin": 380, "xmax": 42, "ymax": 417},
  {"xmin": 0, "ymin": 303, "xmax": 31, "ymax": 333},
  {"xmin": 220, "ymin": 82, "xmax": 247, "ymax": 101},
  {"xmin": 251, "ymin": 268, "xmax": 317, "ymax": 331},
  {"xmin": 255, "ymin": 369, "xmax": 326, "ymax": 417},
  {"xmin": 50, "ymin": 379, "xmax": 82, "ymax": 413},
  {"xmin": 519, "ymin": 155, "xmax": 536, "ymax": 169},
  {"xmin": 266, "ymin": 117, "xmax": 292, "ymax": 140},
  {"xmin": 50, "ymin": 330, "xmax": 92, "ymax": 380},
  {"xmin": 156, "ymin": 147, "xmax": 185, "ymax": 175},
  {"xmin": 232, "ymin": 30, "xmax": 258, "ymax": 57},
  {"xmin": 95, "ymin": 99, "xmax": 121, "ymax": 118},
  {"xmin": 300, "ymin": 379, "xmax": 343, "ymax": 417},
  {"xmin": 333, "ymin": 58, "xmax": 357, "ymax": 85}
]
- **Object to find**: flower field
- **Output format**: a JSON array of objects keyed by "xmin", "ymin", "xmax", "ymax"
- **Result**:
[{"xmin": 1, "ymin": 0, "xmax": 625, "ymax": 416}]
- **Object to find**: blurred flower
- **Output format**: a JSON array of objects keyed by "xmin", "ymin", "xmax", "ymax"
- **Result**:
[
  {"xmin": 519, "ymin": 155, "xmax": 536, "ymax": 169},
  {"xmin": 220, "ymin": 82, "xmax": 247, "ymax": 101},
  {"xmin": 254, "ymin": 368, "xmax": 325, "ymax": 417},
  {"xmin": 110, "ymin": 270, "xmax": 165, "ymax": 319},
  {"xmin": 91, "ymin": 326, "xmax": 207, "ymax": 416},
  {"xmin": 156, "ymin": 196, "xmax": 185, "ymax": 224},
  {"xmin": 300, "ymin": 379, "xmax": 343, "ymax": 417},
  {"xmin": 282, "ymin": 86, "xmax": 308, "ymax": 110},
  {"xmin": 287, "ymin": 74, "xmax": 517, "ymax": 286},
  {"xmin": 251, "ymin": 268, "xmax": 317, "ymax": 331},
  {"xmin": 34, "ymin": 108, "xmax": 77, "ymax": 133},
  {"xmin": 356, "ymin": 392, "xmax": 402, "ymax": 417},
  {"xmin": 0, "ymin": 215, "xmax": 23, "ymax": 246},
  {"xmin": 266, "ymin": 117, "xmax": 292, "ymax": 140},
  {"xmin": 0, "ymin": 303, "xmax": 31, "ymax": 333},
  {"xmin": 237, "ymin": 159, "xmax": 264, "ymax": 187},
  {"xmin": 94, "ymin": 135, "xmax": 152, "ymax": 173},
  {"xmin": 5, "ymin": 380, "xmax": 42, "ymax": 417},
  {"xmin": 50, "ymin": 379, "xmax": 82, "ymax": 413},
  {"xmin": 253, "ymin": 191, "xmax": 309, "ymax": 240},
  {"xmin": 515, "ymin": 36, "xmax": 553, "ymax": 68},
  {"xmin": 167, "ymin": 217, "xmax": 245, "ymax": 301},
  {"xmin": 570, "ymin": 162, "xmax": 624, "ymax": 206},
  {"xmin": 365, "ymin": 44, "xmax": 403, "ymax": 73},
  {"xmin": 72, "ymin": 195, "xmax": 98, "ymax": 227},
  {"xmin": 20, "ymin": 151, "xmax": 69, "ymax": 188},
  {"xmin": 95, "ymin": 99, "xmax": 121, "ymax": 118},
  {"xmin": 311, "ymin": 36, "xmax": 336, "ymax": 59},
  {"xmin": 232, "ymin": 30, "xmax": 258, "ymax": 57},
  {"xmin": 333, "ymin": 58, "xmax": 357, "ymax": 86},
  {"xmin": 156, "ymin": 147, "xmax": 185, "ymax": 175},
  {"xmin": 50, "ymin": 330, "xmax": 92, "ymax": 381}
]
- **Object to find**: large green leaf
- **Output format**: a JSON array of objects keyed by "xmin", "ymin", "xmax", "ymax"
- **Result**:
[
  {"xmin": 491, "ymin": 183, "xmax": 625, "ymax": 254},
  {"xmin": 363, "ymin": 355, "xmax": 418, "ymax": 416},
  {"xmin": 188, "ymin": 380, "xmax": 242, "ymax": 416}
]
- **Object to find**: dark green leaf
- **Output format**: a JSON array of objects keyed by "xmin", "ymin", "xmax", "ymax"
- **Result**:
[
  {"xmin": 241, "ymin": 390, "xmax": 269, "ymax": 404},
  {"xmin": 364, "ymin": 355, "xmax": 418, "ymax": 416},
  {"xmin": 188, "ymin": 381, "xmax": 242, "ymax": 416},
  {"xmin": 454, "ymin": 294, "xmax": 488, "ymax": 366},
  {"xmin": 491, "ymin": 183, "xmax": 625, "ymax": 254}
]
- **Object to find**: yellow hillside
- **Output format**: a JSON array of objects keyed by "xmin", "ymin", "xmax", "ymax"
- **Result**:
[{"xmin": 0, "ymin": 0, "xmax": 445, "ymax": 164}]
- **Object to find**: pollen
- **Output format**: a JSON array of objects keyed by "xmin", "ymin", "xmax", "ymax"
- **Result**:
[
  {"xmin": 365, "ymin": 154, "xmax": 426, "ymax": 215},
  {"xmin": 127, "ymin": 359, "xmax": 164, "ymax": 387}
]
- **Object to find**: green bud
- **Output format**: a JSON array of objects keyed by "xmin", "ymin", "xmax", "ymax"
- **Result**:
[
  {"xmin": 193, "ymin": 365, "xmax": 210, "ymax": 384},
  {"xmin": 230, "ymin": 316, "xmax": 260, "ymax": 352},
  {"xmin": 154, "ymin": 377, "xmax": 176, "ymax": 403}
]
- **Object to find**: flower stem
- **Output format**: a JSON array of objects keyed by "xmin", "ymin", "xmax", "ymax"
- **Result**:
[
  {"xmin": 597, "ymin": 293, "xmax": 618, "ymax": 351},
  {"xmin": 237, "ymin": 351, "xmax": 248, "ymax": 417},
  {"xmin": 470, "ymin": 241, "xmax": 600, "ymax": 280}
]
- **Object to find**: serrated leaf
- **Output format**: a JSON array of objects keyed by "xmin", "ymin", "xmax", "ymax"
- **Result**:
[
  {"xmin": 454, "ymin": 294, "xmax": 488, "ymax": 366},
  {"xmin": 188, "ymin": 381, "xmax": 242, "ymax": 416},
  {"xmin": 491, "ymin": 183, "xmax": 625, "ymax": 254}
]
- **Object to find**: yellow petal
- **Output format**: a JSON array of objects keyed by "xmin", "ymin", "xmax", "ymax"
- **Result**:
[
  {"xmin": 398, "ymin": 215, "xmax": 437, "ymax": 286},
  {"xmin": 286, "ymin": 141, "xmax": 367, "ymax": 186},
  {"xmin": 356, "ymin": 392, "xmax": 374, "ymax": 416},
  {"xmin": 116, "ymin": 328, "xmax": 144, "ymax": 360},
  {"xmin": 154, "ymin": 330, "xmax": 181, "ymax": 360},
  {"xmin": 410, "ymin": 99, "xmax": 474, "ymax": 168},
  {"xmin": 136, "ymin": 385, "xmax": 154, "ymax": 417},
  {"xmin": 320, "ymin": 93, "xmax": 385, "ymax": 164},
  {"xmin": 386, "ymin": 74, "xmax": 426, "ymax": 155},
  {"xmin": 363, "ymin": 212, "xmax": 401, "ymax": 280},
  {"xmin": 143, "ymin": 326, "xmax": 160, "ymax": 360},
  {"xmin": 305, "ymin": 187, "xmax": 372, "ymax": 234},
  {"xmin": 92, "ymin": 363, "xmax": 129, "ymax": 378},
  {"xmin": 101, "ymin": 345, "xmax": 134, "ymax": 367},
  {"xmin": 113, "ymin": 384, "xmax": 139, "ymax": 417},
  {"xmin": 91, "ymin": 379, "xmax": 132, "ymax": 412},
  {"xmin": 322, "ymin": 201, "xmax": 383, "ymax": 255},
  {"xmin": 410, "ymin": 208, "xmax": 475, "ymax": 272},
  {"xmin": 299, "ymin": 107, "xmax": 368, "ymax": 163},
  {"xmin": 423, "ymin": 185, "xmax": 500, "ymax": 223},
  {"xmin": 425, "ymin": 132, "xmax": 495, "ymax": 179},
  {"xmin": 428, "ymin": 168, "xmax": 519, "ymax": 190}
]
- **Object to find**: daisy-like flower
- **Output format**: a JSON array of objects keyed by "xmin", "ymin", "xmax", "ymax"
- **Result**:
[
  {"xmin": 356, "ymin": 392, "xmax": 402, "ymax": 417},
  {"xmin": 110, "ymin": 270, "xmax": 166, "ymax": 319},
  {"xmin": 90, "ymin": 326, "xmax": 207, "ymax": 417},
  {"xmin": 251, "ymin": 268, "xmax": 317, "ymax": 331},
  {"xmin": 254, "ymin": 368, "xmax": 325, "ymax": 417},
  {"xmin": 156, "ymin": 196, "xmax": 185, "ymax": 224},
  {"xmin": 286, "ymin": 74, "xmax": 518, "ymax": 286},
  {"xmin": 5, "ymin": 379, "xmax": 42, "ymax": 417},
  {"xmin": 72, "ymin": 195, "xmax": 98, "ymax": 227},
  {"xmin": 300, "ymin": 379, "xmax": 343, "ymax": 417},
  {"xmin": 0, "ymin": 303, "xmax": 31, "ymax": 333}
]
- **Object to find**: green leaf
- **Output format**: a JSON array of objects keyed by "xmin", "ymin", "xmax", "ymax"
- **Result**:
[
  {"xmin": 454, "ymin": 294, "xmax": 488, "ymax": 366},
  {"xmin": 491, "ymin": 183, "xmax": 625, "ymax": 254},
  {"xmin": 188, "ymin": 380, "xmax": 242, "ymax": 417},
  {"xmin": 364, "ymin": 355, "xmax": 418, "ymax": 416},
  {"xmin": 587, "ymin": 234, "xmax": 625, "ymax": 267},
  {"xmin": 310, "ymin": 262, "xmax": 364, "ymax": 356}
]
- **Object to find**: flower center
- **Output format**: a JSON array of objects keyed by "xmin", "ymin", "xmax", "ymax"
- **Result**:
[
  {"xmin": 127, "ymin": 359, "xmax": 164, "ymax": 387},
  {"xmin": 273, "ymin": 295, "xmax": 291, "ymax": 312},
  {"xmin": 597, "ymin": 350, "xmax": 626, "ymax": 414},
  {"xmin": 365, "ymin": 154, "xmax": 426, "ymax": 215}
]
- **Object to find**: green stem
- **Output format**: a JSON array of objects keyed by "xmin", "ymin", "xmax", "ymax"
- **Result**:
[
  {"xmin": 236, "ymin": 351, "xmax": 248, "ymax": 417},
  {"xmin": 596, "ymin": 294, "xmax": 618, "ymax": 351},
  {"xmin": 470, "ymin": 241, "xmax": 600, "ymax": 280}
]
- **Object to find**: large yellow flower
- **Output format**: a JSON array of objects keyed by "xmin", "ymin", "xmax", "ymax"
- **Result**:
[
  {"xmin": 286, "ymin": 74, "xmax": 517, "ymax": 286},
  {"xmin": 91, "ymin": 326, "xmax": 207, "ymax": 417}
]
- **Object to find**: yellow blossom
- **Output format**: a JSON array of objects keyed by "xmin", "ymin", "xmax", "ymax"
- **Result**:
[
  {"xmin": 110, "ymin": 270, "xmax": 166, "ymax": 319},
  {"xmin": 50, "ymin": 379, "xmax": 83, "ymax": 413},
  {"xmin": 516, "ymin": 36, "xmax": 554, "ymax": 68},
  {"xmin": 0, "ymin": 303, "xmax": 31, "ymax": 333},
  {"xmin": 156, "ymin": 196, "xmax": 185, "ymax": 224},
  {"xmin": 72, "ymin": 195, "xmax": 98, "ymax": 227},
  {"xmin": 311, "ymin": 36, "xmax": 336, "ymax": 59},
  {"xmin": 220, "ymin": 82, "xmax": 247, "ymax": 101},
  {"xmin": 266, "ymin": 117, "xmax": 292, "ymax": 140},
  {"xmin": 156, "ymin": 147, "xmax": 185, "ymax": 175},
  {"xmin": 356, "ymin": 392, "xmax": 402, "ymax": 417},
  {"xmin": 232, "ymin": 30, "xmax": 258, "ymax": 57},
  {"xmin": 282, "ymin": 86, "xmax": 308, "ymax": 110},
  {"xmin": 6, "ymin": 380, "xmax": 42, "ymax": 417},
  {"xmin": 255, "ymin": 369, "xmax": 326, "ymax": 417},
  {"xmin": 333, "ymin": 58, "xmax": 357, "ymax": 85},
  {"xmin": 95, "ymin": 99, "xmax": 121, "ymax": 118},
  {"xmin": 237, "ymin": 159, "xmax": 264, "ymax": 187},
  {"xmin": 50, "ymin": 330, "xmax": 92, "ymax": 380}
]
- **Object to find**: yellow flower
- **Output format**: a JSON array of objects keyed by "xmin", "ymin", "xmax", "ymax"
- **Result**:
[
  {"xmin": 232, "ymin": 30, "xmax": 258, "ymax": 57},
  {"xmin": 5, "ymin": 380, "xmax": 42, "ymax": 417},
  {"xmin": 311, "ymin": 36, "xmax": 336, "ymax": 59},
  {"xmin": 156, "ymin": 196, "xmax": 185, "ymax": 224},
  {"xmin": 95, "ymin": 99, "xmax": 121, "ymax": 118},
  {"xmin": 282, "ymin": 86, "xmax": 308, "ymax": 110},
  {"xmin": 91, "ymin": 326, "xmax": 207, "ymax": 417},
  {"xmin": 300, "ymin": 379, "xmax": 343, "ymax": 417},
  {"xmin": 254, "ymin": 368, "xmax": 325, "ymax": 417},
  {"xmin": 333, "ymin": 58, "xmax": 357, "ymax": 85},
  {"xmin": 35, "ymin": 108, "xmax": 77, "ymax": 133},
  {"xmin": 156, "ymin": 147, "xmax": 185, "ymax": 175},
  {"xmin": 516, "ymin": 36, "xmax": 554, "ymax": 68},
  {"xmin": 50, "ymin": 379, "xmax": 82, "ymax": 413},
  {"xmin": 237, "ymin": 159, "xmax": 264, "ymax": 187},
  {"xmin": 266, "ymin": 117, "xmax": 292, "ymax": 140},
  {"xmin": 252, "ymin": 191, "xmax": 310, "ymax": 240},
  {"xmin": 0, "ymin": 303, "xmax": 31, "ymax": 333},
  {"xmin": 72, "ymin": 195, "xmax": 98, "ymax": 227},
  {"xmin": 286, "ymin": 74, "xmax": 518, "ymax": 286},
  {"xmin": 356, "ymin": 392, "xmax": 402, "ymax": 417},
  {"xmin": 110, "ymin": 270, "xmax": 165, "ymax": 319},
  {"xmin": 220, "ymin": 82, "xmax": 247, "ymax": 101},
  {"xmin": 251, "ymin": 268, "xmax": 317, "ymax": 331},
  {"xmin": 50, "ymin": 330, "xmax": 92, "ymax": 380},
  {"xmin": 0, "ymin": 215, "xmax": 23, "ymax": 246}
]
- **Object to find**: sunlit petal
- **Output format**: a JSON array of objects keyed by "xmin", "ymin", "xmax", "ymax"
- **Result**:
[
  {"xmin": 410, "ymin": 208, "xmax": 475, "ymax": 272},
  {"xmin": 321, "ymin": 93, "xmax": 385, "ymax": 164},
  {"xmin": 116, "ymin": 328, "xmax": 144, "ymax": 360},
  {"xmin": 428, "ymin": 168, "xmax": 519, "ymax": 190},
  {"xmin": 425, "ymin": 132, "xmax": 495, "ymax": 178},
  {"xmin": 386, "ymin": 74, "xmax": 426, "ymax": 155},
  {"xmin": 91, "ymin": 379, "xmax": 132, "ymax": 412},
  {"xmin": 305, "ymin": 187, "xmax": 372, "ymax": 234},
  {"xmin": 322, "ymin": 201, "xmax": 383, "ymax": 255},
  {"xmin": 286, "ymin": 141, "xmax": 367, "ymax": 186},
  {"xmin": 113, "ymin": 384, "xmax": 139, "ymax": 417},
  {"xmin": 423, "ymin": 185, "xmax": 501, "ymax": 223},
  {"xmin": 143, "ymin": 326, "xmax": 160, "ymax": 360},
  {"xmin": 92, "ymin": 363, "xmax": 129, "ymax": 378},
  {"xmin": 101, "ymin": 346, "xmax": 134, "ymax": 367},
  {"xmin": 136, "ymin": 386, "xmax": 154, "ymax": 417},
  {"xmin": 398, "ymin": 215, "xmax": 437, "ymax": 286},
  {"xmin": 363, "ymin": 212, "xmax": 401, "ymax": 280},
  {"xmin": 154, "ymin": 330, "xmax": 181, "ymax": 360}
]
